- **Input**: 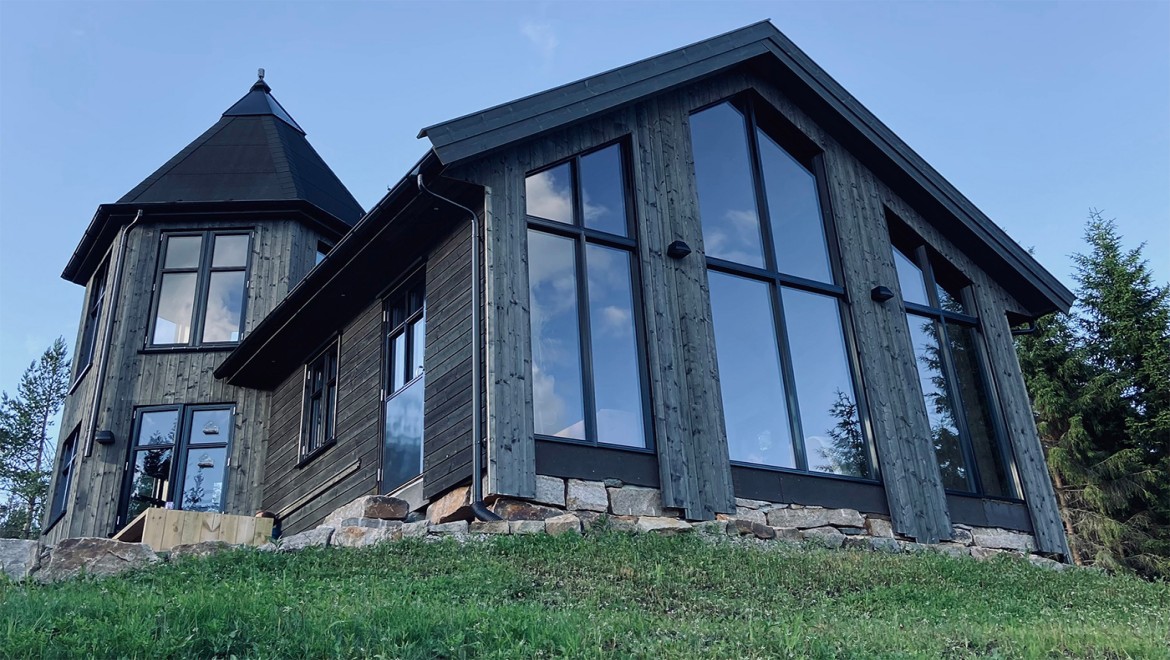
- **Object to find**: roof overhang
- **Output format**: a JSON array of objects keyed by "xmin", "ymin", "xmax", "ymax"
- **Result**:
[
  {"xmin": 61, "ymin": 199, "xmax": 355, "ymax": 285},
  {"xmin": 215, "ymin": 151, "xmax": 477, "ymax": 389},
  {"xmin": 418, "ymin": 21, "xmax": 1074, "ymax": 317}
]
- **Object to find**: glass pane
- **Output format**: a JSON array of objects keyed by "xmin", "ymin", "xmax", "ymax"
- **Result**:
[
  {"xmin": 527, "ymin": 230, "xmax": 585, "ymax": 439},
  {"xmin": 907, "ymin": 315, "xmax": 971, "ymax": 491},
  {"xmin": 189, "ymin": 408, "xmax": 231, "ymax": 445},
  {"xmin": 782, "ymin": 289, "xmax": 870, "ymax": 478},
  {"xmin": 709, "ymin": 271, "xmax": 794, "ymax": 468},
  {"xmin": 585, "ymin": 245, "xmax": 646, "ymax": 448},
  {"xmin": 758, "ymin": 129, "xmax": 833, "ymax": 283},
  {"xmin": 936, "ymin": 281, "xmax": 966, "ymax": 314},
  {"xmin": 690, "ymin": 103, "xmax": 765, "ymax": 267},
  {"xmin": 126, "ymin": 447, "xmax": 173, "ymax": 519},
  {"xmin": 201, "ymin": 271, "xmax": 245, "ymax": 343},
  {"xmin": 525, "ymin": 162, "xmax": 574, "ymax": 224},
  {"xmin": 152, "ymin": 272, "xmax": 197, "ymax": 344},
  {"xmin": 164, "ymin": 235, "xmax": 202, "ymax": 269},
  {"xmin": 947, "ymin": 323, "xmax": 1016, "ymax": 497},
  {"xmin": 892, "ymin": 247, "xmax": 929, "ymax": 306},
  {"xmin": 392, "ymin": 333, "xmax": 406, "ymax": 392},
  {"xmin": 411, "ymin": 318, "xmax": 426, "ymax": 380},
  {"xmin": 579, "ymin": 145, "xmax": 627, "ymax": 236},
  {"xmin": 181, "ymin": 446, "xmax": 227, "ymax": 512},
  {"xmin": 137, "ymin": 410, "xmax": 178, "ymax": 447},
  {"xmin": 212, "ymin": 234, "xmax": 249, "ymax": 268},
  {"xmin": 383, "ymin": 376, "xmax": 424, "ymax": 492}
]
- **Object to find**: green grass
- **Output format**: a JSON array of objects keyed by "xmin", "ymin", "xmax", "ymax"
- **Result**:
[{"xmin": 2, "ymin": 532, "xmax": 1167, "ymax": 659}]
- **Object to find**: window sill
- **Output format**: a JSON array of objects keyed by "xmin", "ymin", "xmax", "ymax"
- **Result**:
[
  {"xmin": 139, "ymin": 345, "xmax": 238, "ymax": 355},
  {"xmin": 533, "ymin": 434, "xmax": 656, "ymax": 455},
  {"xmin": 296, "ymin": 441, "xmax": 337, "ymax": 469},
  {"xmin": 67, "ymin": 364, "xmax": 93, "ymax": 395},
  {"xmin": 728, "ymin": 460, "xmax": 882, "ymax": 486}
]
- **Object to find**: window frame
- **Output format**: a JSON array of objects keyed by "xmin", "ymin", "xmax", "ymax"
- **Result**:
[
  {"xmin": 379, "ymin": 271, "xmax": 426, "ymax": 492},
  {"xmin": 146, "ymin": 229, "xmax": 253, "ymax": 350},
  {"xmin": 71, "ymin": 261, "xmax": 109, "ymax": 391},
  {"xmin": 46, "ymin": 426, "xmax": 80, "ymax": 530},
  {"xmin": 524, "ymin": 138, "xmax": 656, "ymax": 453},
  {"xmin": 298, "ymin": 340, "xmax": 340, "ymax": 466},
  {"xmin": 117, "ymin": 403, "xmax": 235, "ymax": 528},
  {"xmin": 890, "ymin": 224, "xmax": 1023, "ymax": 500},
  {"xmin": 692, "ymin": 94, "xmax": 879, "ymax": 482}
]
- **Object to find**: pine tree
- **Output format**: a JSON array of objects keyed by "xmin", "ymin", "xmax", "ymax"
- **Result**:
[
  {"xmin": 1017, "ymin": 211, "xmax": 1170, "ymax": 578},
  {"xmin": 0, "ymin": 337, "xmax": 71, "ymax": 539}
]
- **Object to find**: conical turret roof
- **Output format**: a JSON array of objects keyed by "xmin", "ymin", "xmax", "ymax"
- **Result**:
[{"xmin": 117, "ymin": 71, "xmax": 363, "ymax": 224}]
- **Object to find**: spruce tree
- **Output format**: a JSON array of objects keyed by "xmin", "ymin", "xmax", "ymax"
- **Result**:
[
  {"xmin": 1018, "ymin": 211, "xmax": 1170, "ymax": 578},
  {"xmin": 0, "ymin": 337, "xmax": 71, "ymax": 538}
]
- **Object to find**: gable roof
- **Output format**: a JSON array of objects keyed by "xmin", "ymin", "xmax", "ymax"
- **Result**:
[
  {"xmin": 419, "ymin": 20, "xmax": 1074, "ymax": 316},
  {"xmin": 63, "ymin": 75, "xmax": 364, "ymax": 284}
]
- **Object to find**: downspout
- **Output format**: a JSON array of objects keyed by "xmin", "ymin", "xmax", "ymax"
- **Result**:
[
  {"xmin": 83, "ymin": 209, "xmax": 143, "ymax": 457},
  {"xmin": 416, "ymin": 174, "xmax": 501, "ymax": 522}
]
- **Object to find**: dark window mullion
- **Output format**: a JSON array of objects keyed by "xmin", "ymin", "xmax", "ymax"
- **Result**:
[
  {"xmin": 744, "ymin": 102, "xmax": 780, "ymax": 277},
  {"xmin": 625, "ymin": 239, "xmax": 657, "ymax": 452},
  {"xmin": 190, "ymin": 230, "xmax": 216, "ymax": 346},
  {"xmin": 571, "ymin": 159, "xmax": 599, "ymax": 446},
  {"xmin": 771, "ymin": 285, "xmax": 809, "ymax": 471},
  {"xmin": 812, "ymin": 154, "xmax": 846, "ymax": 289}
]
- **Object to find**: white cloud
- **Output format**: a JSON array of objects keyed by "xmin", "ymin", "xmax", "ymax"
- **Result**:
[{"xmin": 521, "ymin": 21, "xmax": 558, "ymax": 64}]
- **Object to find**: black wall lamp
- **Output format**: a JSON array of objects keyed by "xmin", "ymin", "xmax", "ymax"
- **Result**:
[
  {"xmin": 94, "ymin": 430, "xmax": 116, "ymax": 446},
  {"xmin": 667, "ymin": 240, "xmax": 692, "ymax": 259},
  {"xmin": 871, "ymin": 285, "xmax": 895, "ymax": 303}
]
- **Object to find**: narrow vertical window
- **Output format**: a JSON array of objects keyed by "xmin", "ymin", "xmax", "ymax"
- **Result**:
[
  {"xmin": 691, "ymin": 99, "xmax": 874, "ymax": 479},
  {"xmin": 382, "ymin": 280, "xmax": 425, "ymax": 491},
  {"xmin": 48, "ymin": 429, "xmax": 79, "ymax": 524},
  {"xmin": 74, "ymin": 262, "xmax": 108, "ymax": 381},
  {"xmin": 301, "ymin": 342, "xmax": 339, "ymax": 461},
  {"xmin": 891, "ymin": 224, "xmax": 1019, "ymax": 498},
  {"xmin": 525, "ymin": 142, "xmax": 652, "ymax": 449},
  {"xmin": 150, "ymin": 230, "xmax": 250, "ymax": 347}
]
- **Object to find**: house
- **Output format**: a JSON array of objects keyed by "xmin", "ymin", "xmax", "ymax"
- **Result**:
[{"xmin": 45, "ymin": 22, "xmax": 1073, "ymax": 559}]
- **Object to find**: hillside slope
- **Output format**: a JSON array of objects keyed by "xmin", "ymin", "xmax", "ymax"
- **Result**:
[{"xmin": 2, "ymin": 533, "xmax": 1167, "ymax": 658}]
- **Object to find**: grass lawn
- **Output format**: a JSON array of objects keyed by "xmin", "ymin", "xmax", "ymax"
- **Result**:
[{"xmin": 2, "ymin": 532, "xmax": 1167, "ymax": 658}]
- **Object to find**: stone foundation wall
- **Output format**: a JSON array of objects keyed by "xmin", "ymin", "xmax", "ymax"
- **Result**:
[{"xmin": 320, "ymin": 476, "xmax": 1067, "ymax": 569}]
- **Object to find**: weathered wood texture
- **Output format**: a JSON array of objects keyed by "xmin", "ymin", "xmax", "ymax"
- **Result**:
[
  {"xmin": 44, "ymin": 216, "xmax": 327, "ymax": 544},
  {"xmin": 260, "ymin": 300, "xmax": 382, "ymax": 535},
  {"xmin": 422, "ymin": 214, "xmax": 488, "ymax": 498}
]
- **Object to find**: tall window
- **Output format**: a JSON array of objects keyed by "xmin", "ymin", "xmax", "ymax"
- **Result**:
[
  {"xmin": 75, "ymin": 263, "xmax": 108, "ymax": 381},
  {"xmin": 120, "ymin": 405, "xmax": 233, "ymax": 526},
  {"xmin": 690, "ymin": 99, "xmax": 874, "ymax": 479},
  {"xmin": 382, "ymin": 281, "xmax": 424, "ymax": 491},
  {"xmin": 150, "ymin": 231, "xmax": 250, "ymax": 347},
  {"xmin": 48, "ymin": 428, "xmax": 79, "ymax": 524},
  {"xmin": 891, "ymin": 226, "xmax": 1019, "ymax": 498},
  {"xmin": 301, "ymin": 342, "xmax": 339, "ymax": 462},
  {"xmin": 525, "ymin": 142, "xmax": 652, "ymax": 449}
]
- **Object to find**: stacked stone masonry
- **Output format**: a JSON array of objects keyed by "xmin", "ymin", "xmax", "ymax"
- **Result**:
[{"xmin": 0, "ymin": 480, "xmax": 1069, "ymax": 584}]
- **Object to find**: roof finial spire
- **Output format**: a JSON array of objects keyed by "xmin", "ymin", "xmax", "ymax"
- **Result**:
[{"xmin": 251, "ymin": 68, "xmax": 271, "ymax": 93}]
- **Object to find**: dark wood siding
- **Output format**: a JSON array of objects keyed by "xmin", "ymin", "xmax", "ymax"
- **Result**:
[
  {"xmin": 260, "ymin": 301, "xmax": 382, "ymax": 535},
  {"xmin": 45, "ymin": 216, "xmax": 329, "ymax": 544},
  {"xmin": 422, "ymin": 216, "xmax": 480, "ymax": 498}
]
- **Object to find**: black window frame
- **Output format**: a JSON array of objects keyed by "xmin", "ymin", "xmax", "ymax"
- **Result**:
[
  {"xmin": 524, "ymin": 138, "xmax": 656, "ymax": 453},
  {"xmin": 46, "ymin": 426, "xmax": 80, "ymax": 530},
  {"xmin": 889, "ymin": 217, "xmax": 1023, "ymax": 500},
  {"xmin": 71, "ymin": 261, "xmax": 108, "ymax": 391},
  {"xmin": 379, "ymin": 273, "xmax": 426, "ymax": 492},
  {"xmin": 692, "ymin": 94, "xmax": 880, "ymax": 482},
  {"xmin": 117, "ymin": 403, "xmax": 235, "ymax": 528},
  {"xmin": 299, "ymin": 340, "xmax": 340, "ymax": 466},
  {"xmin": 146, "ymin": 229, "xmax": 253, "ymax": 349}
]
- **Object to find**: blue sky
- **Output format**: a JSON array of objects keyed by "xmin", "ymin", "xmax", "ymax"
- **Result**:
[{"xmin": 1, "ymin": 1, "xmax": 1167, "ymax": 392}]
